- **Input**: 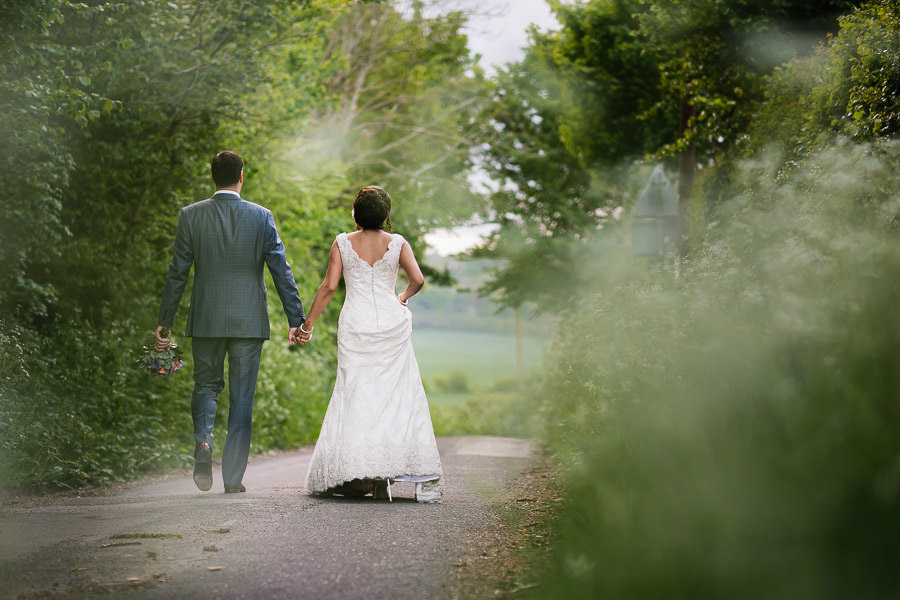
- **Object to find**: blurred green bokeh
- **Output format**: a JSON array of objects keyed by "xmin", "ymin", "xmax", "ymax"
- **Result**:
[{"xmin": 534, "ymin": 143, "xmax": 900, "ymax": 599}]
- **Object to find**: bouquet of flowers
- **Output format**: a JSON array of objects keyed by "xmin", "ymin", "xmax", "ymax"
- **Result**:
[{"xmin": 137, "ymin": 327, "xmax": 184, "ymax": 376}]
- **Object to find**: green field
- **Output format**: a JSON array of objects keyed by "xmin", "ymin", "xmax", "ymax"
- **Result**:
[{"xmin": 411, "ymin": 327, "xmax": 546, "ymax": 403}]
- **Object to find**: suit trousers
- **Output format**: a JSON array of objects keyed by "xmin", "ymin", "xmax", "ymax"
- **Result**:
[{"xmin": 191, "ymin": 337, "xmax": 264, "ymax": 488}]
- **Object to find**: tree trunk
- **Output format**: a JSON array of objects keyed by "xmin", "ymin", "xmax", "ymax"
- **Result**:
[
  {"xmin": 515, "ymin": 306, "xmax": 525, "ymax": 395},
  {"xmin": 677, "ymin": 99, "xmax": 695, "ymax": 256}
]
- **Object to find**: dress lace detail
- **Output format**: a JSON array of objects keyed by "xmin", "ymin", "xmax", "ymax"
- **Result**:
[
  {"xmin": 306, "ymin": 232, "xmax": 443, "ymax": 502},
  {"xmin": 336, "ymin": 232, "xmax": 403, "ymax": 273}
]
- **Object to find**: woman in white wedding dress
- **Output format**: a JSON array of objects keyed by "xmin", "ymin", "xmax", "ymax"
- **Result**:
[{"xmin": 300, "ymin": 186, "xmax": 443, "ymax": 503}]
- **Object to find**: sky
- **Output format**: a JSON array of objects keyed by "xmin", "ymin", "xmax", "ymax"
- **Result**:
[
  {"xmin": 459, "ymin": 0, "xmax": 559, "ymax": 76},
  {"xmin": 423, "ymin": 0, "xmax": 561, "ymax": 255}
]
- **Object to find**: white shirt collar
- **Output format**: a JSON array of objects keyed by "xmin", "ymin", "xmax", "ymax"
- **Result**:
[{"xmin": 214, "ymin": 190, "xmax": 241, "ymax": 199}]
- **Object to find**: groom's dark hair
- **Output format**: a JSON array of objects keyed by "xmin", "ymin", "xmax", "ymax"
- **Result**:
[{"xmin": 211, "ymin": 150, "xmax": 243, "ymax": 187}]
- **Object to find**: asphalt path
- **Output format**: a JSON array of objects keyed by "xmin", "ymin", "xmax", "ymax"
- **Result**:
[{"xmin": 0, "ymin": 436, "xmax": 533, "ymax": 600}]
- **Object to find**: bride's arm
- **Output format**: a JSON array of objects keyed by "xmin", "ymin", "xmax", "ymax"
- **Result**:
[
  {"xmin": 398, "ymin": 241, "xmax": 424, "ymax": 304},
  {"xmin": 300, "ymin": 241, "xmax": 343, "ymax": 339}
]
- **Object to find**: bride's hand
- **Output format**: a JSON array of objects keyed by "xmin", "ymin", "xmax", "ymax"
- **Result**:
[{"xmin": 290, "ymin": 322, "xmax": 313, "ymax": 346}]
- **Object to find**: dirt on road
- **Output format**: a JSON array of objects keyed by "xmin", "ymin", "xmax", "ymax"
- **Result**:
[{"xmin": 0, "ymin": 436, "xmax": 546, "ymax": 600}]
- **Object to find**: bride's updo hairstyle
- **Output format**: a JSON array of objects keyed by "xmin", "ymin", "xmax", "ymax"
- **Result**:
[{"xmin": 353, "ymin": 185, "xmax": 393, "ymax": 232}]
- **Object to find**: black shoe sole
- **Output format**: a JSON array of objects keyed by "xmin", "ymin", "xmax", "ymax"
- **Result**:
[{"xmin": 193, "ymin": 446, "xmax": 213, "ymax": 492}]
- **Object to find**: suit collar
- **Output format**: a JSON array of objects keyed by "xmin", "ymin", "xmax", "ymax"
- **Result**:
[{"xmin": 213, "ymin": 190, "xmax": 242, "ymax": 201}]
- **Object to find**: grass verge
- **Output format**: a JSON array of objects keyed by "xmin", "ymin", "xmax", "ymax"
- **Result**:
[{"xmin": 441, "ymin": 448, "xmax": 563, "ymax": 600}]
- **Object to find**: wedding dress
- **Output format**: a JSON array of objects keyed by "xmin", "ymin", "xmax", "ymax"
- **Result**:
[{"xmin": 305, "ymin": 232, "xmax": 443, "ymax": 502}]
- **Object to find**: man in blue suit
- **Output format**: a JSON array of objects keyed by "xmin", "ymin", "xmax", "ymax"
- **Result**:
[{"xmin": 155, "ymin": 150, "xmax": 307, "ymax": 493}]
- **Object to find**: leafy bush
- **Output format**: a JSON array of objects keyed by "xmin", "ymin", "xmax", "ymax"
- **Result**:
[
  {"xmin": 488, "ymin": 376, "xmax": 520, "ymax": 393},
  {"xmin": 433, "ymin": 370, "xmax": 472, "ymax": 394},
  {"xmin": 0, "ymin": 0, "xmax": 336, "ymax": 490},
  {"xmin": 0, "ymin": 322, "xmax": 194, "ymax": 489},
  {"xmin": 431, "ymin": 391, "xmax": 539, "ymax": 438},
  {"xmin": 753, "ymin": 0, "xmax": 900, "ymax": 160},
  {"xmin": 534, "ymin": 143, "xmax": 900, "ymax": 599}
]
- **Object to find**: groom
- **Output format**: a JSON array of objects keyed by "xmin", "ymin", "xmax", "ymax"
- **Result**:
[{"xmin": 155, "ymin": 150, "xmax": 307, "ymax": 493}]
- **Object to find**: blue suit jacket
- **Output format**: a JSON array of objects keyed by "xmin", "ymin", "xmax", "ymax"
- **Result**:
[{"xmin": 157, "ymin": 191, "xmax": 305, "ymax": 338}]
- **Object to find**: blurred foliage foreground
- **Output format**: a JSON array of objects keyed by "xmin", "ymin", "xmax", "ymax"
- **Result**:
[
  {"xmin": 534, "ymin": 144, "xmax": 900, "ymax": 599},
  {"xmin": 459, "ymin": 1, "xmax": 900, "ymax": 597}
]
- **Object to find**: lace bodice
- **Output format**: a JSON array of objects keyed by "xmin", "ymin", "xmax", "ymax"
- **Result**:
[
  {"xmin": 335, "ymin": 232, "xmax": 407, "ymax": 333},
  {"xmin": 337, "ymin": 231, "xmax": 403, "ymax": 280}
]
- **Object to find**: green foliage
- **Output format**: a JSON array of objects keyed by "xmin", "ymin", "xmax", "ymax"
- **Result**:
[
  {"xmin": 475, "ymin": 43, "xmax": 630, "ymax": 308},
  {"xmin": 0, "ymin": 0, "xmax": 487, "ymax": 490},
  {"xmin": 0, "ymin": 319, "xmax": 28, "ymax": 390},
  {"xmin": 533, "ymin": 143, "xmax": 900, "ymax": 598},
  {"xmin": 753, "ymin": 0, "xmax": 900, "ymax": 160},
  {"xmin": 411, "ymin": 326, "xmax": 546, "ymax": 390},
  {"xmin": 0, "ymin": 0, "xmax": 342, "ymax": 489},
  {"xmin": 549, "ymin": 0, "xmax": 675, "ymax": 165},
  {"xmin": 632, "ymin": 0, "xmax": 859, "ymax": 158},
  {"xmin": 432, "ymin": 370, "xmax": 471, "ymax": 394},
  {"xmin": 431, "ymin": 391, "xmax": 538, "ymax": 438},
  {"xmin": 484, "ymin": 4, "xmax": 900, "ymax": 596},
  {"xmin": 0, "ymin": 323, "xmax": 194, "ymax": 489},
  {"xmin": 832, "ymin": 2, "xmax": 900, "ymax": 139},
  {"xmin": 286, "ymin": 1, "xmax": 490, "ymax": 252},
  {"xmin": 474, "ymin": 0, "xmax": 865, "ymax": 308}
]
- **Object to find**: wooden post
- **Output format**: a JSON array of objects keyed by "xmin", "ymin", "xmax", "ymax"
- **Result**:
[
  {"xmin": 677, "ymin": 99, "xmax": 695, "ymax": 257},
  {"xmin": 515, "ymin": 305, "xmax": 525, "ymax": 395}
]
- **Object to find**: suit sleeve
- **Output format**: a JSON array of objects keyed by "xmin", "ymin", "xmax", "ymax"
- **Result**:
[
  {"xmin": 157, "ymin": 208, "xmax": 193, "ymax": 328},
  {"xmin": 263, "ymin": 210, "xmax": 306, "ymax": 327}
]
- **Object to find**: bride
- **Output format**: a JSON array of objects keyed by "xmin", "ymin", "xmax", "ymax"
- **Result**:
[{"xmin": 297, "ymin": 185, "xmax": 443, "ymax": 503}]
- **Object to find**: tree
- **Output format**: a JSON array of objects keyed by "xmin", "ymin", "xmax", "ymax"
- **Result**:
[
  {"xmin": 0, "ymin": 0, "xmax": 353, "ymax": 488},
  {"xmin": 295, "ymin": 2, "xmax": 489, "ymax": 233},
  {"xmin": 472, "ymin": 0, "xmax": 863, "ymax": 309},
  {"xmin": 473, "ymin": 43, "xmax": 625, "ymax": 308},
  {"xmin": 1, "ymin": 0, "xmax": 340, "ymax": 331},
  {"xmin": 753, "ymin": 0, "xmax": 900, "ymax": 160}
]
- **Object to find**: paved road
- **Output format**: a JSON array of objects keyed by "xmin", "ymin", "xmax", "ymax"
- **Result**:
[{"xmin": 0, "ymin": 437, "xmax": 533, "ymax": 599}]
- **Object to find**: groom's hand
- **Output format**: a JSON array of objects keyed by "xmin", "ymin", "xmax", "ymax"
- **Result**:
[{"xmin": 154, "ymin": 325, "xmax": 171, "ymax": 351}]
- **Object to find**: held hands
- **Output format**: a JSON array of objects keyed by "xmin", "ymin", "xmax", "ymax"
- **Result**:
[
  {"xmin": 290, "ymin": 297, "xmax": 403, "ymax": 348},
  {"xmin": 289, "ymin": 322, "xmax": 313, "ymax": 346}
]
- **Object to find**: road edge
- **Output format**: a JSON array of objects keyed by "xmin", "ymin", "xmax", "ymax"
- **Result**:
[{"xmin": 440, "ymin": 447, "xmax": 563, "ymax": 599}]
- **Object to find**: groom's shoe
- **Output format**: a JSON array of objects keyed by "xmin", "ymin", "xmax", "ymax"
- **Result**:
[
  {"xmin": 224, "ymin": 483, "xmax": 246, "ymax": 494},
  {"xmin": 193, "ymin": 442, "xmax": 213, "ymax": 491}
]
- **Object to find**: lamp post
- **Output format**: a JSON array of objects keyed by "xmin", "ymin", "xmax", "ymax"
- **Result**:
[{"xmin": 631, "ymin": 165, "xmax": 679, "ymax": 259}]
